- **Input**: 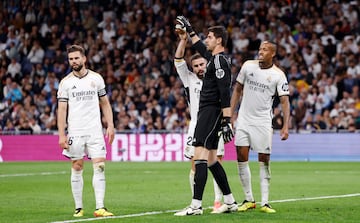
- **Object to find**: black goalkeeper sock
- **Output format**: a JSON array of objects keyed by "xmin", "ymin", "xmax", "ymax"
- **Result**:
[
  {"xmin": 193, "ymin": 160, "xmax": 208, "ymax": 201},
  {"xmin": 208, "ymin": 161, "xmax": 231, "ymax": 195}
]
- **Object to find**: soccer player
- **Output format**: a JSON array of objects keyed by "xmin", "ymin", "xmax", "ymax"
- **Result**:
[
  {"xmin": 230, "ymin": 41, "xmax": 290, "ymax": 213},
  {"xmin": 174, "ymin": 28, "xmax": 225, "ymax": 212},
  {"xmin": 174, "ymin": 16, "xmax": 237, "ymax": 216},
  {"xmin": 57, "ymin": 45, "xmax": 115, "ymax": 218}
]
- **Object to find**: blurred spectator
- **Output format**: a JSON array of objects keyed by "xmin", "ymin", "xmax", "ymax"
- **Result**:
[
  {"xmin": 304, "ymin": 115, "xmax": 315, "ymax": 131},
  {"xmin": 3, "ymin": 119, "xmax": 15, "ymax": 132},
  {"xmin": 314, "ymin": 86, "xmax": 331, "ymax": 114},
  {"xmin": 233, "ymin": 31, "xmax": 249, "ymax": 54},
  {"xmin": 7, "ymin": 58, "xmax": 21, "ymax": 82},
  {"xmin": 337, "ymin": 110, "xmax": 350, "ymax": 130},
  {"xmin": 18, "ymin": 117, "xmax": 33, "ymax": 134},
  {"xmin": 5, "ymin": 81, "xmax": 22, "ymax": 103},
  {"xmin": 293, "ymin": 99, "xmax": 308, "ymax": 130},
  {"xmin": 158, "ymin": 86, "xmax": 176, "ymax": 118},
  {"xmin": 163, "ymin": 107, "xmax": 178, "ymax": 131},
  {"xmin": 29, "ymin": 116, "xmax": 41, "ymax": 133},
  {"xmin": 27, "ymin": 40, "xmax": 44, "ymax": 65},
  {"xmin": 313, "ymin": 113, "xmax": 327, "ymax": 131},
  {"xmin": 302, "ymin": 45, "xmax": 316, "ymax": 67},
  {"xmin": 6, "ymin": 41, "xmax": 20, "ymax": 61},
  {"xmin": 322, "ymin": 109, "xmax": 332, "ymax": 130},
  {"xmin": 324, "ymin": 76, "xmax": 338, "ymax": 104}
]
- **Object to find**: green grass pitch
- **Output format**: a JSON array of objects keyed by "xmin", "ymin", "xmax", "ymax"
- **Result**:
[{"xmin": 1, "ymin": 161, "xmax": 359, "ymax": 223}]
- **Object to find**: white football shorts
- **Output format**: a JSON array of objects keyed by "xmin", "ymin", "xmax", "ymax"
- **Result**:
[
  {"xmin": 234, "ymin": 125, "xmax": 273, "ymax": 154},
  {"xmin": 62, "ymin": 134, "xmax": 106, "ymax": 160}
]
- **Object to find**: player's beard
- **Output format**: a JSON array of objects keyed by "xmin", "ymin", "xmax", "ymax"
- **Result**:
[
  {"xmin": 196, "ymin": 70, "xmax": 205, "ymax": 79},
  {"xmin": 72, "ymin": 64, "xmax": 83, "ymax": 72}
]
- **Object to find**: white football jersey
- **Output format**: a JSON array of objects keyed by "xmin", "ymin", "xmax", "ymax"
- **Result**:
[
  {"xmin": 174, "ymin": 59, "xmax": 202, "ymax": 121},
  {"xmin": 57, "ymin": 69, "xmax": 106, "ymax": 135},
  {"xmin": 236, "ymin": 60, "xmax": 289, "ymax": 126}
]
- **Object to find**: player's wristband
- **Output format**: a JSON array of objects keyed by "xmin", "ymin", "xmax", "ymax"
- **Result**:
[{"xmin": 174, "ymin": 57, "xmax": 184, "ymax": 62}]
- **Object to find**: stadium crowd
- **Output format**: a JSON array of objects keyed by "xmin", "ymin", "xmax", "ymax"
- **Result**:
[{"xmin": 0, "ymin": 0, "xmax": 359, "ymax": 134}]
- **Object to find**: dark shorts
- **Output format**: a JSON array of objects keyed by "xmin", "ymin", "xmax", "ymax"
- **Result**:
[{"xmin": 193, "ymin": 106, "xmax": 222, "ymax": 150}]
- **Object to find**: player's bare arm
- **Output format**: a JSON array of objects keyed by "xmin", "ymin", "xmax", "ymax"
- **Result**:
[
  {"xmin": 279, "ymin": 95, "xmax": 290, "ymax": 140},
  {"xmin": 57, "ymin": 101, "xmax": 68, "ymax": 149},
  {"xmin": 99, "ymin": 96, "xmax": 115, "ymax": 145},
  {"xmin": 175, "ymin": 32, "xmax": 187, "ymax": 58},
  {"xmin": 230, "ymin": 82, "xmax": 243, "ymax": 120}
]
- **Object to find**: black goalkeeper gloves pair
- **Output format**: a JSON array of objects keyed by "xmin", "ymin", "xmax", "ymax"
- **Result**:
[{"xmin": 220, "ymin": 117, "xmax": 234, "ymax": 144}]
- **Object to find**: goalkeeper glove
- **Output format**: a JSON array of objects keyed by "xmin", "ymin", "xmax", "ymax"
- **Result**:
[
  {"xmin": 220, "ymin": 117, "xmax": 234, "ymax": 144},
  {"xmin": 176, "ymin": 15, "xmax": 194, "ymax": 34}
]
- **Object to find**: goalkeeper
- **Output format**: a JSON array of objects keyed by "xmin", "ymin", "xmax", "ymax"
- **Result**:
[{"xmin": 174, "ymin": 16, "xmax": 238, "ymax": 216}]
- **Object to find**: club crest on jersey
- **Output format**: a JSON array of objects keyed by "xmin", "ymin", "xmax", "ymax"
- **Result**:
[{"xmin": 215, "ymin": 69, "xmax": 225, "ymax": 79}]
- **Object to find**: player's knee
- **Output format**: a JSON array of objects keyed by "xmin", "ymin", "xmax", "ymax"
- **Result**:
[
  {"xmin": 236, "ymin": 146, "xmax": 249, "ymax": 162},
  {"xmin": 72, "ymin": 162, "xmax": 83, "ymax": 171},
  {"xmin": 93, "ymin": 162, "xmax": 105, "ymax": 173},
  {"xmin": 237, "ymin": 153, "xmax": 248, "ymax": 162},
  {"xmin": 258, "ymin": 153, "xmax": 270, "ymax": 163}
]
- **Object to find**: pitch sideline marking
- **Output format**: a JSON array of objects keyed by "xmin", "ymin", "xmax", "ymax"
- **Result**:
[
  {"xmin": 50, "ymin": 193, "xmax": 360, "ymax": 223},
  {"xmin": 0, "ymin": 171, "xmax": 67, "ymax": 177},
  {"xmin": 270, "ymin": 193, "xmax": 360, "ymax": 203}
]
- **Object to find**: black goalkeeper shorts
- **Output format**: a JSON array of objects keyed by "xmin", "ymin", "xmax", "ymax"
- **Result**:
[{"xmin": 193, "ymin": 106, "xmax": 222, "ymax": 150}]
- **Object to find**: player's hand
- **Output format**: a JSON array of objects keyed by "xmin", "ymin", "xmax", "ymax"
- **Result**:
[
  {"xmin": 176, "ymin": 15, "xmax": 194, "ymax": 34},
  {"xmin": 106, "ymin": 125, "xmax": 115, "ymax": 145},
  {"xmin": 175, "ymin": 23, "xmax": 187, "ymax": 40},
  {"xmin": 220, "ymin": 117, "xmax": 234, "ymax": 143},
  {"xmin": 280, "ymin": 128, "xmax": 289, "ymax": 140},
  {"xmin": 178, "ymin": 31, "xmax": 187, "ymax": 40},
  {"xmin": 58, "ymin": 135, "xmax": 69, "ymax": 150}
]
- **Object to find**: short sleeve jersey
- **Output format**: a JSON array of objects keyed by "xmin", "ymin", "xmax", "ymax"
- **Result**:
[
  {"xmin": 236, "ymin": 60, "xmax": 289, "ymax": 126},
  {"xmin": 174, "ymin": 59, "xmax": 202, "ymax": 121},
  {"xmin": 57, "ymin": 69, "xmax": 106, "ymax": 135}
]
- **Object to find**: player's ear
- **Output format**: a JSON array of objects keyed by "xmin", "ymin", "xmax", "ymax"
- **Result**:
[{"xmin": 216, "ymin": 37, "xmax": 222, "ymax": 45}]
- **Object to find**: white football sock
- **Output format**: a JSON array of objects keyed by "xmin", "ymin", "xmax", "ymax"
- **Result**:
[
  {"xmin": 93, "ymin": 162, "xmax": 106, "ymax": 209},
  {"xmin": 259, "ymin": 162, "xmax": 271, "ymax": 206},
  {"xmin": 71, "ymin": 168, "xmax": 83, "ymax": 209},
  {"xmin": 238, "ymin": 161, "xmax": 254, "ymax": 202},
  {"xmin": 191, "ymin": 199, "xmax": 202, "ymax": 209},
  {"xmin": 223, "ymin": 193, "xmax": 236, "ymax": 204},
  {"xmin": 189, "ymin": 169, "xmax": 195, "ymax": 196},
  {"xmin": 213, "ymin": 178, "xmax": 223, "ymax": 202}
]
